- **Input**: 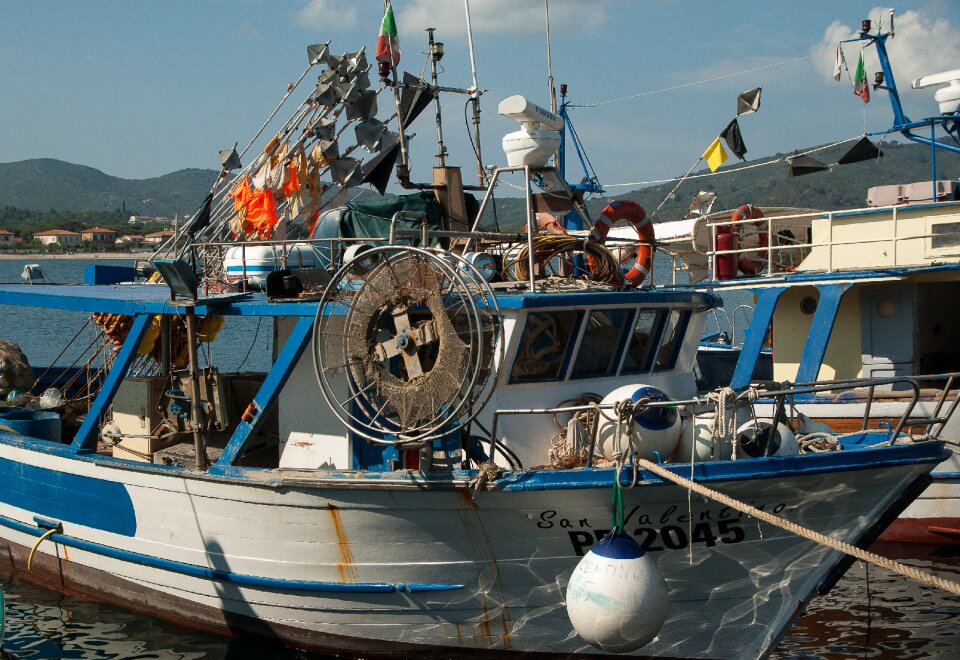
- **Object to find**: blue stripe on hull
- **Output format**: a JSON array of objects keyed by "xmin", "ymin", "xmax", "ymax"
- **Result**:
[
  {"xmin": 0, "ymin": 457, "xmax": 136, "ymax": 536},
  {"xmin": 0, "ymin": 512, "xmax": 461, "ymax": 594}
]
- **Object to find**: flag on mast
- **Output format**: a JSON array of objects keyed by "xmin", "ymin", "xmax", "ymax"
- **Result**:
[
  {"xmin": 834, "ymin": 45, "xmax": 846, "ymax": 81},
  {"xmin": 853, "ymin": 51, "xmax": 870, "ymax": 103},
  {"xmin": 376, "ymin": 2, "xmax": 401, "ymax": 68},
  {"xmin": 702, "ymin": 137, "xmax": 729, "ymax": 172}
]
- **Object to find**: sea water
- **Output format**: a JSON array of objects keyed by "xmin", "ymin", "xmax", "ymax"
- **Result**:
[{"xmin": 0, "ymin": 259, "xmax": 957, "ymax": 657}]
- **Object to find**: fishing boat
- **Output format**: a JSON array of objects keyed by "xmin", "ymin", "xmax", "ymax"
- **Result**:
[
  {"xmin": 651, "ymin": 12, "xmax": 960, "ymax": 544},
  {"xmin": 0, "ymin": 13, "xmax": 956, "ymax": 660}
]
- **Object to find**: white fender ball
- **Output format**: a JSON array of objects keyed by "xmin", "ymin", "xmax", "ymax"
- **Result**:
[
  {"xmin": 566, "ymin": 531, "xmax": 668, "ymax": 653},
  {"xmin": 674, "ymin": 414, "xmax": 732, "ymax": 462},
  {"xmin": 597, "ymin": 384, "xmax": 682, "ymax": 461},
  {"xmin": 734, "ymin": 420, "xmax": 798, "ymax": 458}
]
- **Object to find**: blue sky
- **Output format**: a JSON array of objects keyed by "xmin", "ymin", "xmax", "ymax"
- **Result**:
[{"xmin": 1, "ymin": 1, "xmax": 957, "ymax": 194}]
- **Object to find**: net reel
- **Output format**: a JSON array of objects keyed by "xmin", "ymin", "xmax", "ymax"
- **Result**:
[{"xmin": 313, "ymin": 245, "xmax": 502, "ymax": 445}]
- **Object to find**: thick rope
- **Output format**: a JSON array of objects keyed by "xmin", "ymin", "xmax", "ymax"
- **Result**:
[{"xmin": 635, "ymin": 456, "xmax": 960, "ymax": 597}]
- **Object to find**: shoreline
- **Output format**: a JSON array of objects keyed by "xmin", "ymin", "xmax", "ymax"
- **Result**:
[{"xmin": 0, "ymin": 252, "xmax": 145, "ymax": 260}]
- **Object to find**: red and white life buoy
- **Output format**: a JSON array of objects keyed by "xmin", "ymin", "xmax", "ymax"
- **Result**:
[
  {"xmin": 588, "ymin": 200, "xmax": 655, "ymax": 287},
  {"xmin": 729, "ymin": 204, "xmax": 767, "ymax": 275}
]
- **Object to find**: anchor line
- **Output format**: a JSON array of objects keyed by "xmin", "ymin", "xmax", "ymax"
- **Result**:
[{"xmin": 636, "ymin": 456, "xmax": 960, "ymax": 597}]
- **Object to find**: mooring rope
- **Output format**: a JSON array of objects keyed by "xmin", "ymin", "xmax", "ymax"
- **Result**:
[{"xmin": 635, "ymin": 456, "xmax": 960, "ymax": 597}]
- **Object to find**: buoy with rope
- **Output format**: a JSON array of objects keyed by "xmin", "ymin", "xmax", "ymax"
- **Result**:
[{"xmin": 566, "ymin": 472, "xmax": 668, "ymax": 653}]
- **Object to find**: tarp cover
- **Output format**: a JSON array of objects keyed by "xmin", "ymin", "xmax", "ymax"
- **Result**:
[{"xmin": 315, "ymin": 191, "xmax": 479, "ymax": 246}]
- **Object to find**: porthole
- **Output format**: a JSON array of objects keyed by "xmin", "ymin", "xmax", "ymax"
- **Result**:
[
  {"xmin": 876, "ymin": 298, "xmax": 896, "ymax": 318},
  {"xmin": 799, "ymin": 296, "xmax": 818, "ymax": 316}
]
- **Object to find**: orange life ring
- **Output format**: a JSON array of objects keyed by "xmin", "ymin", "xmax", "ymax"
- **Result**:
[
  {"xmin": 588, "ymin": 200, "xmax": 655, "ymax": 287},
  {"xmin": 729, "ymin": 205, "xmax": 767, "ymax": 275}
]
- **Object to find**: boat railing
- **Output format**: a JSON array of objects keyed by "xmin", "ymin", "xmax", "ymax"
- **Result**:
[
  {"xmin": 190, "ymin": 235, "xmax": 392, "ymax": 293},
  {"xmin": 486, "ymin": 372, "xmax": 960, "ymax": 468},
  {"xmin": 700, "ymin": 201, "xmax": 960, "ymax": 282}
]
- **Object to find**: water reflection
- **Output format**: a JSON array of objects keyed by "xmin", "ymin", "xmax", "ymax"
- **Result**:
[
  {"xmin": 773, "ymin": 542, "xmax": 960, "ymax": 659},
  {"xmin": 0, "ymin": 568, "xmax": 310, "ymax": 659}
]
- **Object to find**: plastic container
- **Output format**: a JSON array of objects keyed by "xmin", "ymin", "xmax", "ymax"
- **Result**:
[{"xmin": 0, "ymin": 406, "xmax": 62, "ymax": 442}]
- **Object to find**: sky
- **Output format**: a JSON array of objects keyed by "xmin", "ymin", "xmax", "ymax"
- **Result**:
[{"xmin": 1, "ymin": 1, "xmax": 958, "ymax": 197}]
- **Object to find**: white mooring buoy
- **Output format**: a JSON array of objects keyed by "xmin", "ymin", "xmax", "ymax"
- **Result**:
[
  {"xmin": 566, "ymin": 531, "xmax": 668, "ymax": 653},
  {"xmin": 597, "ymin": 384, "xmax": 682, "ymax": 462}
]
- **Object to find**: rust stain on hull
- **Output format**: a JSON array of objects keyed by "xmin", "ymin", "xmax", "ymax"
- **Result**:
[{"xmin": 327, "ymin": 503, "xmax": 359, "ymax": 583}]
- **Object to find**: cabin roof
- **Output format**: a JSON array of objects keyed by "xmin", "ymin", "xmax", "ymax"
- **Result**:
[{"xmin": 0, "ymin": 282, "xmax": 718, "ymax": 317}]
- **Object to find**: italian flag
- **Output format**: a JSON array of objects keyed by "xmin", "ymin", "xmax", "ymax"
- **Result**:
[
  {"xmin": 853, "ymin": 51, "xmax": 870, "ymax": 103},
  {"xmin": 376, "ymin": 2, "xmax": 401, "ymax": 67}
]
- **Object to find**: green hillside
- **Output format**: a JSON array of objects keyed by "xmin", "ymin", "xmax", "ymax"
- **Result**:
[
  {"xmin": 0, "ymin": 159, "xmax": 219, "ymax": 218},
  {"xmin": 0, "ymin": 141, "xmax": 956, "ymax": 238}
]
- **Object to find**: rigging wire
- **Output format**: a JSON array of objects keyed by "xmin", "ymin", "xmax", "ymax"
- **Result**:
[
  {"xmin": 571, "ymin": 54, "xmax": 814, "ymax": 109},
  {"xmin": 603, "ymin": 134, "xmax": 863, "ymax": 188}
]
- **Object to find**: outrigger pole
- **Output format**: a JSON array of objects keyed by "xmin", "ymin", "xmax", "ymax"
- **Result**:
[{"xmin": 844, "ymin": 9, "xmax": 960, "ymax": 198}]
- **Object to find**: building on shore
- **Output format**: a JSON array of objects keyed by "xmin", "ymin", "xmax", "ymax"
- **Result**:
[
  {"xmin": 33, "ymin": 229, "xmax": 81, "ymax": 246},
  {"xmin": 81, "ymin": 227, "xmax": 117, "ymax": 244},
  {"xmin": 116, "ymin": 234, "xmax": 145, "ymax": 249},
  {"xmin": 143, "ymin": 230, "xmax": 175, "ymax": 245},
  {"xmin": 0, "ymin": 230, "xmax": 14, "ymax": 246}
]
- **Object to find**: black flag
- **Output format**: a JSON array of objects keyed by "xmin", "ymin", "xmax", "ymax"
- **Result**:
[
  {"xmin": 186, "ymin": 192, "xmax": 213, "ymax": 235},
  {"xmin": 720, "ymin": 118, "xmax": 747, "ymax": 160},
  {"xmin": 786, "ymin": 153, "xmax": 829, "ymax": 177},
  {"xmin": 837, "ymin": 137, "xmax": 883, "ymax": 165}
]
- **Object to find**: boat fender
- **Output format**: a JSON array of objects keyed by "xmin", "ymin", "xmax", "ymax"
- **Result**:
[
  {"xmin": 587, "ymin": 200, "xmax": 655, "ymax": 288},
  {"xmin": 566, "ymin": 530, "xmax": 668, "ymax": 653},
  {"xmin": 597, "ymin": 384, "xmax": 682, "ymax": 461},
  {"xmin": 734, "ymin": 420, "xmax": 798, "ymax": 458},
  {"xmin": 673, "ymin": 414, "xmax": 732, "ymax": 462},
  {"xmin": 729, "ymin": 205, "xmax": 768, "ymax": 275}
]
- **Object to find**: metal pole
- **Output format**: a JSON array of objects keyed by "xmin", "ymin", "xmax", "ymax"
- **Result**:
[
  {"xmin": 464, "ymin": 0, "xmax": 485, "ymax": 185},
  {"xmin": 184, "ymin": 307, "xmax": 208, "ymax": 470},
  {"xmin": 524, "ymin": 166, "xmax": 536, "ymax": 292},
  {"xmin": 427, "ymin": 28, "xmax": 447, "ymax": 167},
  {"xmin": 545, "ymin": 0, "xmax": 557, "ymax": 113}
]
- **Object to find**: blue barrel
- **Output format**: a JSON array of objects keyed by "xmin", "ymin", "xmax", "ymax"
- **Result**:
[{"xmin": 0, "ymin": 407, "xmax": 62, "ymax": 442}]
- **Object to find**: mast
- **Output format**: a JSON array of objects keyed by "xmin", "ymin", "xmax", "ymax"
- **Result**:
[
  {"xmin": 464, "ymin": 0, "xmax": 485, "ymax": 185},
  {"xmin": 427, "ymin": 27, "xmax": 447, "ymax": 167}
]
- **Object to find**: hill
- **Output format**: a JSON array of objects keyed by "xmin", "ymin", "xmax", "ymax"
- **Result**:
[
  {"xmin": 0, "ymin": 159, "xmax": 219, "ymax": 218},
  {"xmin": 0, "ymin": 141, "xmax": 957, "ymax": 234}
]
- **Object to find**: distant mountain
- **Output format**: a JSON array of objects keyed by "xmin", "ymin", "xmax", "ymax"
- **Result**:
[
  {"xmin": 1, "ymin": 141, "xmax": 956, "ymax": 232},
  {"xmin": 0, "ymin": 159, "xmax": 219, "ymax": 217}
]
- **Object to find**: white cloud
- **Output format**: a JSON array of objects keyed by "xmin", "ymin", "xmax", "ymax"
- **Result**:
[
  {"xmin": 811, "ymin": 8, "xmax": 960, "ymax": 91},
  {"xmin": 398, "ymin": 0, "xmax": 608, "ymax": 39},
  {"xmin": 296, "ymin": 0, "xmax": 358, "ymax": 31}
]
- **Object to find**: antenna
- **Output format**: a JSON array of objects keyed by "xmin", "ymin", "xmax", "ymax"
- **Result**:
[
  {"xmin": 545, "ymin": 0, "xmax": 557, "ymax": 114},
  {"xmin": 463, "ymin": 0, "xmax": 485, "ymax": 185}
]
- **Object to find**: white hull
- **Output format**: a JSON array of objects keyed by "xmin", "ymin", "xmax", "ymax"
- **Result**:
[
  {"xmin": 0, "ymin": 437, "xmax": 941, "ymax": 657},
  {"xmin": 763, "ymin": 398, "xmax": 960, "ymax": 542}
]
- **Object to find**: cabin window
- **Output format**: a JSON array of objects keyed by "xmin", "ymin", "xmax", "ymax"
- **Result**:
[
  {"xmin": 509, "ymin": 311, "xmax": 582, "ymax": 382},
  {"xmin": 571, "ymin": 309, "xmax": 633, "ymax": 379},
  {"xmin": 654, "ymin": 310, "xmax": 690, "ymax": 371},
  {"xmin": 931, "ymin": 221, "xmax": 960, "ymax": 250},
  {"xmin": 621, "ymin": 310, "xmax": 662, "ymax": 374}
]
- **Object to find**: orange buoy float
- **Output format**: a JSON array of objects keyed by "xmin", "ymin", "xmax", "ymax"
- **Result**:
[{"xmin": 587, "ymin": 200, "xmax": 655, "ymax": 287}]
